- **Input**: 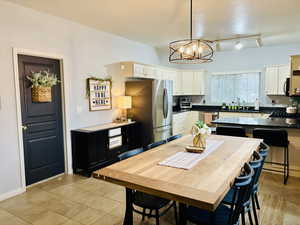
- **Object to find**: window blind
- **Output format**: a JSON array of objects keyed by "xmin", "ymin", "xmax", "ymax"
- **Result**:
[{"xmin": 210, "ymin": 72, "xmax": 260, "ymax": 104}]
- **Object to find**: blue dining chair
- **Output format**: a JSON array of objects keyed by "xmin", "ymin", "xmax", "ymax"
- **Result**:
[
  {"xmin": 250, "ymin": 142, "xmax": 269, "ymax": 225},
  {"xmin": 222, "ymin": 148, "xmax": 265, "ymax": 225},
  {"xmin": 118, "ymin": 147, "xmax": 178, "ymax": 225},
  {"xmin": 185, "ymin": 163, "xmax": 254, "ymax": 225}
]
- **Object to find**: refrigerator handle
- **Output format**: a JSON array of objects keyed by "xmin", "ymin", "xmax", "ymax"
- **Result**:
[
  {"xmin": 163, "ymin": 88, "xmax": 168, "ymax": 119},
  {"xmin": 165, "ymin": 88, "xmax": 169, "ymax": 119}
]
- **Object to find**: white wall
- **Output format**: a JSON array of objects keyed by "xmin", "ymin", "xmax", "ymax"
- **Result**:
[
  {"xmin": 0, "ymin": 1, "xmax": 160, "ymax": 199},
  {"xmin": 158, "ymin": 44, "xmax": 300, "ymax": 106}
]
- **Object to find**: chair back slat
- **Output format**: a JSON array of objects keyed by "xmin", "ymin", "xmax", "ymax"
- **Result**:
[
  {"xmin": 252, "ymin": 142, "xmax": 269, "ymax": 190},
  {"xmin": 118, "ymin": 148, "xmax": 144, "ymax": 161},
  {"xmin": 249, "ymin": 151, "xmax": 263, "ymax": 191},
  {"xmin": 145, "ymin": 140, "xmax": 167, "ymax": 150},
  {"xmin": 167, "ymin": 134, "xmax": 182, "ymax": 142}
]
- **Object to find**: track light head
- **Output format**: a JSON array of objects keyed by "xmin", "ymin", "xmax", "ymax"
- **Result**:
[
  {"xmin": 235, "ymin": 41, "xmax": 243, "ymax": 50},
  {"xmin": 256, "ymin": 37, "xmax": 262, "ymax": 47}
]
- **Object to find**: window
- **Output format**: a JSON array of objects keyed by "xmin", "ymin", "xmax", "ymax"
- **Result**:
[{"xmin": 210, "ymin": 72, "xmax": 260, "ymax": 104}]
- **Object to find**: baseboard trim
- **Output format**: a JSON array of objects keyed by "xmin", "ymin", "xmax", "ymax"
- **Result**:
[{"xmin": 0, "ymin": 188, "xmax": 25, "ymax": 202}]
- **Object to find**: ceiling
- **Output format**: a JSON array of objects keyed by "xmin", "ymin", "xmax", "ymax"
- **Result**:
[{"xmin": 5, "ymin": 0, "xmax": 300, "ymax": 49}]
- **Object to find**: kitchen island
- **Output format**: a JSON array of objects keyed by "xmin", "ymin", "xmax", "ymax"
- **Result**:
[
  {"xmin": 212, "ymin": 117, "xmax": 300, "ymax": 129},
  {"xmin": 212, "ymin": 117, "xmax": 300, "ymax": 178}
]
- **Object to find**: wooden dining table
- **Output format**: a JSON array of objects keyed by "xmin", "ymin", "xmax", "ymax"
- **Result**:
[{"xmin": 93, "ymin": 134, "xmax": 262, "ymax": 225}]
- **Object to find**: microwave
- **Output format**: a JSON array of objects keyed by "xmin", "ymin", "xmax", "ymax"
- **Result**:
[{"xmin": 179, "ymin": 97, "xmax": 192, "ymax": 109}]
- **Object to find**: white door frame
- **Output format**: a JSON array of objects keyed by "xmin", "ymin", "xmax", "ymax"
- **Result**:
[{"xmin": 12, "ymin": 48, "xmax": 72, "ymax": 189}]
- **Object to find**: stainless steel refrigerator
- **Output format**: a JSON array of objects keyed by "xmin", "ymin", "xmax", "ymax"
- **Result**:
[{"xmin": 125, "ymin": 79, "xmax": 173, "ymax": 146}]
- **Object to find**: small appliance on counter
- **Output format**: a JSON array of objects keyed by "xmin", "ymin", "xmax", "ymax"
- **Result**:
[
  {"xmin": 270, "ymin": 108, "xmax": 300, "ymax": 119},
  {"xmin": 179, "ymin": 96, "xmax": 192, "ymax": 109},
  {"xmin": 286, "ymin": 106, "xmax": 297, "ymax": 114}
]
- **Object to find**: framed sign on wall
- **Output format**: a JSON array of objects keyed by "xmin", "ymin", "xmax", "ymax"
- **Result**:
[{"xmin": 87, "ymin": 78, "xmax": 112, "ymax": 111}]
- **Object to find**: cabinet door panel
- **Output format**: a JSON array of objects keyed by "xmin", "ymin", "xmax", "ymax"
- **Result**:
[
  {"xmin": 265, "ymin": 67, "xmax": 278, "ymax": 95},
  {"xmin": 193, "ymin": 71, "xmax": 206, "ymax": 95},
  {"xmin": 193, "ymin": 72, "xmax": 201, "ymax": 95},
  {"xmin": 173, "ymin": 71, "xmax": 182, "ymax": 95},
  {"xmin": 277, "ymin": 65, "xmax": 290, "ymax": 95},
  {"xmin": 133, "ymin": 64, "xmax": 145, "ymax": 77},
  {"xmin": 182, "ymin": 71, "xmax": 194, "ymax": 95}
]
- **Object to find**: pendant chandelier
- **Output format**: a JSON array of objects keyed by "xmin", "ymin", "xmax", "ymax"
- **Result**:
[{"xmin": 169, "ymin": 0, "xmax": 214, "ymax": 64}]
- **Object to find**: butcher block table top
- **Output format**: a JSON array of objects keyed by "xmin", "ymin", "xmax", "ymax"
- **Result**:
[{"xmin": 93, "ymin": 135, "xmax": 262, "ymax": 211}]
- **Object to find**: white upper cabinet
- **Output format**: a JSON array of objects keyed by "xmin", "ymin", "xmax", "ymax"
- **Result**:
[
  {"xmin": 265, "ymin": 65, "xmax": 290, "ymax": 95},
  {"xmin": 133, "ymin": 63, "xmax": 145, "ymax": 77},
  {"xmin": 120, "ymin": 62, "xmax": 207, "ymax": 96},
  {"xmin": 181, "ymin": 70, "xmax": 206, "ymax": 95},
  {"xmin": 265, "ymin": 66, "xmax": 278, "ymax": 95},
  {"xmin": 173, "ymin": 71, "xmax": 182, "ymax": 96},
  {"xmin": 182, "ymin": 71, "xmax": 194, "ymax": 95},
  {"xmin": 193, "ymin": 71, "xmax": 206, "ymax": 95},
  {"xmin": 277, "ymin": 65, "xmax": 290, "ymax": 95}
]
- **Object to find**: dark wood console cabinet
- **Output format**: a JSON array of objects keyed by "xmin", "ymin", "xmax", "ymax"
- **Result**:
[{"xmin": 71, "ymin": 122, "xmax": 140, "ymax": 176}]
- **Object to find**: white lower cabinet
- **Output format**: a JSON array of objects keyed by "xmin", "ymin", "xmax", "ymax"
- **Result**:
[
  {"xmin": 265, "ymin": 65, "xmax": 290, "ymax": 95},
  {"xmin": 173, "ymin": 111, "xmax": 200, "ymax": 135}
]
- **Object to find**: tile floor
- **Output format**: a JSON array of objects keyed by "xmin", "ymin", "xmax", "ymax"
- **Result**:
[{"xmin": 0, "ymin": 172, "xmax": 299, "ymax": 225}]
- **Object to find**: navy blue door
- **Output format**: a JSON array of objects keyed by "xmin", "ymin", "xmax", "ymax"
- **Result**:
[{"xmin": 18, "ymin": 55, "xmax": 65, "ymax": 185}]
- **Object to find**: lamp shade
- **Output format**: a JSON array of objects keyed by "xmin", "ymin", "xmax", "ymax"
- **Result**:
[{"xmin": 117, "ymin": 96, "xmax": 132, "ymax": 109}]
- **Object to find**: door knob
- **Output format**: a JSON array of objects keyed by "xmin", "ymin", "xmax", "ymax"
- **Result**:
[{"xmin": 21, "ymin": 125, "xmax": 28, "ymax": 131}]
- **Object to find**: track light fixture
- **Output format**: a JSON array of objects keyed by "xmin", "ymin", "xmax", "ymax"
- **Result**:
[
  {"xmin": 256, "ymin": 37, "xmax": 262, "ymax": 47},
  {"xmin": 235, "ymin": 41, "xmax": 243, "ymax": 50}
]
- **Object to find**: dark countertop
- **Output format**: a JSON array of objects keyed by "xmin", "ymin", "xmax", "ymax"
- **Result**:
[
  {"xmin": 173, "ymin": 105, "xmax": 284, "ymax": 115},
  {"xmin": 211, "ymin": 117, "xmax": 300, "ymax": 129}
]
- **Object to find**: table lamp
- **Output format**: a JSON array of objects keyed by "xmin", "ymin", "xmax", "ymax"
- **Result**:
[{"xmin": 117, "ymin": 96, "xmax": 132, "ymax": 122}]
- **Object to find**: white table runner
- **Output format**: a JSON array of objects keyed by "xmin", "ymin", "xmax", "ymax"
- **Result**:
[{"xmin": 158, "ymin": 139, "xmax": 224, "ymax": 170}]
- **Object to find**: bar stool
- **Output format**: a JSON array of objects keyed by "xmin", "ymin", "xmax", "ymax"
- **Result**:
[
  {"xmin": 253, "ymin": 128, "xmax": 289, "ymax": 184},
  {"xmin": 216, "ymin": 126, "xmax": 247, "ymax": 137}
]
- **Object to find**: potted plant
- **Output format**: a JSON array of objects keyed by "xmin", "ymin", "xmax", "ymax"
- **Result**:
[
  {"xmin": 191, "ymin": 120, "xmax": 211, "ymax": 151},
  {"xmin": 27, "ymin": 70, "xmax": 60, "ymax": 102}
]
